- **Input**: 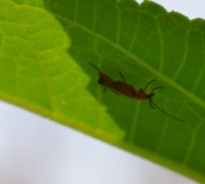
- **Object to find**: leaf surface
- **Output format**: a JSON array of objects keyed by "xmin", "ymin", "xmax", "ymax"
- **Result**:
[{"xmin": 0, "ymin": 0, "xmax": 205, "ymax": 182}]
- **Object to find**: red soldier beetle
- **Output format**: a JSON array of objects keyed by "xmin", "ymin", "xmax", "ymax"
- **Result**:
[{"xmin": 89, "ymin": 63, "xmax": 185, "ymax": 123}]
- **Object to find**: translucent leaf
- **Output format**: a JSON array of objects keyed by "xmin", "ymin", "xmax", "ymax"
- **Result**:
[{"xmin": 0, "ymin": 0, "xmax": 205, "ymax": 182}]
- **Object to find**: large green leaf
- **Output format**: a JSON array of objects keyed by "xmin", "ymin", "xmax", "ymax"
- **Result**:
[{"xmin": 0, "ymin": 0, "xmax": 205, "ymax": 182}]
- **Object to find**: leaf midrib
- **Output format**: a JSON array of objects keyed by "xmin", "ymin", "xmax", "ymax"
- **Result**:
[{"xmin": 55, "ymin": 13, "xmax": 205, "ymax": 112}]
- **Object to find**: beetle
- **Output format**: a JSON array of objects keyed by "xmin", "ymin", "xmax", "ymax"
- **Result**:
[{"xmin": 89, "ymin": 63, "xmax": 185, "ymax": 123}]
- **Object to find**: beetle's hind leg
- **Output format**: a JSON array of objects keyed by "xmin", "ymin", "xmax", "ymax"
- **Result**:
[{"xmin": 118, "ymin": 71, "xmax": 127, "ymax": 83}]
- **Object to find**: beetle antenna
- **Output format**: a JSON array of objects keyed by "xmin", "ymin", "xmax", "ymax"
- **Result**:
[
  {"xmin": 151, "ymin": 86, "xmax": 163, "ymax": 93},
  {"xmin": 144, "ymin": 79, "xmax": 156, "ymax": 90},
  {"xmin": 148, "ymin": 87, "xmax": 162, "ymax": 109},
  {"xmin": 149, "ymin": 100, "xmax": 155, "ymax": 109},
  {"xmin": 150, "ymin": 99, "xmax": 185, "ymax": 123},
  {"xmin": 89, "ymin": 63, "xmax": 101, "ymax": 72}
]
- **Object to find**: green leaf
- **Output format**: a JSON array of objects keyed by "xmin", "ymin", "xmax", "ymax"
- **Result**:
[{"xmin": 0, "ymin": 0, "xmax": 205, "ymax": 182}]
